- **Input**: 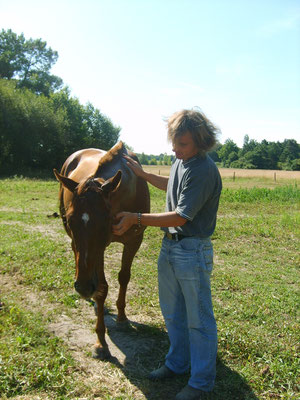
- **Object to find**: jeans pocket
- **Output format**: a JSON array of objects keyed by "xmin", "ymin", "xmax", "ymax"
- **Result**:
[
  {"xmin": 179, "ymin": 238, "xmax": 198, "ymax": 252},
  {"xmin": 197, "ymin": 243, "xmax": 213, "ymax": 274}
]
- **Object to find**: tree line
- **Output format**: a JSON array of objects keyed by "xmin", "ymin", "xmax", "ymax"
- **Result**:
[
  {"xmin": 0, "ymin": 29, "xmax": 299, "ymax": 175},
  {"xmin": 136, "ymin": 153, "xmax": 173, "ymax": 166},
  {"xmin": 210, "ymin": 136, "xmax": 299, "ymax": 171}
]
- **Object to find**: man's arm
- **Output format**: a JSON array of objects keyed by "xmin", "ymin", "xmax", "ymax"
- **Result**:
[
  {"xmin": 125, "ymin": 155, "xmax": 168, "ymax": 191},
  {"xmin": 113, "ymin": 211, "xmax": 186, "ymax": 236}
]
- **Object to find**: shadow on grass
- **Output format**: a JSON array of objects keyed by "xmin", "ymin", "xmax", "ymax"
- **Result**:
[{"xmin": 105, "ymin": 313, "xmax": 258, "ymax": 400}]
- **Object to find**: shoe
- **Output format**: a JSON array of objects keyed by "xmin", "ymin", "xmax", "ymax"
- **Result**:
[
  {"xmin": 175, "ymin": 384, "xmax": 208, "ymax": 400},
  {"xmin": 148, "ymin": 365, "xmax": 176, "ymax": 381}
]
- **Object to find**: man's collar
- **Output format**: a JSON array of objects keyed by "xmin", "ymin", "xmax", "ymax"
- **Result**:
[{"xmin": 182, "ymin": 152, "xmax": 206, "ymax": 165}]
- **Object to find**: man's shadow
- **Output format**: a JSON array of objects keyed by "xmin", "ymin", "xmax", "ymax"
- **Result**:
[{"xmin": 103, "ymin": 313, "xmax": 259, "ymax": 400}]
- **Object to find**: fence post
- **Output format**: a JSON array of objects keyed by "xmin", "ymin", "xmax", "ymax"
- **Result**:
[
  {"xmin": 233, "ymin": 171, "xmax": 235, "ymax": 181},
  {"xmin": 274, "ymin": 172, "xmax": 276, "ymax": 182}
]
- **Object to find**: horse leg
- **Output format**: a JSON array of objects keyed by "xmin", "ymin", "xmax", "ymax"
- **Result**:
[
  {"xmin": 116, "ymin": 235, "xmax": 143, "ymax": 324},
  {"xmin": 93, "ymin": 277, "xmax": 111, "ymax": 360}
]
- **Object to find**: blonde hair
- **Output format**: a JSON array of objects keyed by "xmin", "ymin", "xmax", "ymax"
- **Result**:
[{"xmin": 167, "ymin": 109, "xmax": 219, "ymax": 153}]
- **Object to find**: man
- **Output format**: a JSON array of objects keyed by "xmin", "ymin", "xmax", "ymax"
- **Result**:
[{"xmin": 113, "ymin": 109, "xmax": 222, "ymax": 400}]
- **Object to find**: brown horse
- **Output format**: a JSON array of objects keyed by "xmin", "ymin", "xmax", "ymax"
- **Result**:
[{"xmin": 54, "ymin": 142, "xmax": 150, "ymax": 359}]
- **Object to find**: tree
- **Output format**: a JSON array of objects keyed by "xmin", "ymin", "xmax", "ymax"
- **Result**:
[
  {"xmin": 0, "ymin": 29, "xmax": 24, "ymax": 79},
  {"xmin": 217, "ymin": 139, "xmax": 239, "ymax": 167},
  {"xmin": 0, "ymin": 29, "xmax": 62, "ymax": 95},
  {"xmin": 149, "ymin": 158, "xmax": 157, "ymax": 165},
  {"xmin": 139, "ymin": 153, "xmax": 149, "ymax": 165},
  {"xmin": 51, "ymin": 91, "xmax": 120, "ymax": 155},
  {"xmin": 279, "ymin": 139, "xmax": 300, "ymax": 163},
  {"xmin": 268, "ymin": 141, "xmax": 282, "ymax": 169},
  {"xmin": 163, "ymin": 153, "xmax": 172, "ymax": 165},
  {"xmin": 0, "ymin": 79, "xmax": 67, "ymax": 170},
  {"xmin": 208, "ymin": 142, "xmax": 222, "ymax": 162},
  {"xmin": 0, "ymin": 79, "xmax": 120, "ymax": 173},
  {"xmin": 290, "ymin": 159, "xmax": 300, "ymax": 171},
  {"xmin": 239, "ymin": 135, "xmax": 258, "ymax": 157},
  {"xmin": 82, "ymin": 103, "xmax": 120, "ymax": 150}
]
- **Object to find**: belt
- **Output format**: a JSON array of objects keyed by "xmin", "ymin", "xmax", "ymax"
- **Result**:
[{"xmin": 165, "ymin": 232, "xmax": 186, "ymax": 241}]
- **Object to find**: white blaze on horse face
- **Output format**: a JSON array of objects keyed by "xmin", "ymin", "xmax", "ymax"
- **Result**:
[{"xmin": 82, "ymin": 212, "xmax": 90, "ymax": 226}]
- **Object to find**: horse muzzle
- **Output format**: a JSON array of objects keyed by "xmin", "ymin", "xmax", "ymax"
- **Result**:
[{"xmin": 74, "ymin": 280, "xmax": 97, "ymax": 299}]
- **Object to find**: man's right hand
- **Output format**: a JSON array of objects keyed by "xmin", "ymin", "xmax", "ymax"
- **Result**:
[
  {"xmin": 124, "ymin": 154, "xmax": 169, "ymax": 191},
  {"xmin": 123, "ymin": 155, "xmax": 146, "ymax": 178}
]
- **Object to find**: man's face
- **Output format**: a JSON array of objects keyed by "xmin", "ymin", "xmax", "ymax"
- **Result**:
[{"xmin": 172, "ymin": 131, "xmax": 199, "ymax": 161}]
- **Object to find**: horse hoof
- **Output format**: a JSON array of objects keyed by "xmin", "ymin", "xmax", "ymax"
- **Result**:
[{"xmin": 92, "ymin": 346, "xmax": 111, "ymax": 360}]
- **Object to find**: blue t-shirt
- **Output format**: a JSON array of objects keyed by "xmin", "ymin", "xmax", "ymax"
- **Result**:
[{"xmin": 162, "ymin": 154, "xmax": 222, "ymax": 238}]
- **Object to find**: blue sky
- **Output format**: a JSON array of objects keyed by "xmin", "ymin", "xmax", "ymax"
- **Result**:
[{"xmin": 1, "ymin": 0, "xmax": 300, "ymax": 154}]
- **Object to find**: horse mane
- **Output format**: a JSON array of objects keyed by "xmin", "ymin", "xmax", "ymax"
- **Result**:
[{"xmin": 97, "ymin": 141, "xmax": 125, "ymax": 168}]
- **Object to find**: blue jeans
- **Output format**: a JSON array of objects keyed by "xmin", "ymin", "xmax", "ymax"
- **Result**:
[{"xmin": 158, "ymin": 236, "xmax": 217, "ymax": 391}]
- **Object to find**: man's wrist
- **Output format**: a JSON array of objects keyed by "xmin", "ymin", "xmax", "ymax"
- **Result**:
[{"xmin": 137, "ymin": 212, "xmax": 142, "ymax": 227}]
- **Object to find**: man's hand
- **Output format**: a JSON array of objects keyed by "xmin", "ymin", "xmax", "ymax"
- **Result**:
[
  {"xmin": 123, "ymin": 155, "xmax": 145, "ymax": 178},
  {"xmin": 112, "ymin": 211, "xmax": 137, "ymax": 236},
  {"xmin": 124, "ymin": 154, "xmax": 169, "ymax": 191}
]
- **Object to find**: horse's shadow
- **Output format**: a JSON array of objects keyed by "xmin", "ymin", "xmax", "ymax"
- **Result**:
[{"xmin": 103, "ymin": 313, "xmax": 259, "ymax": 400}]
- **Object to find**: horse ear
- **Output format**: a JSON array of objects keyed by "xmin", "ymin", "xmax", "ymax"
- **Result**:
[
  {"xmin": 53, "ymin": 169, "xmax": 78, "ymax": 193},
  {"xmin": 101, "ymin": 170, "xmax": 122, "ymax": 194}
]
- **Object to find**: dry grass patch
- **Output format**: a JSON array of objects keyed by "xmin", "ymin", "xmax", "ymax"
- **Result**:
[{"xmin": 143, "ymin": 165, "xmax": 300, "ymax": 179}]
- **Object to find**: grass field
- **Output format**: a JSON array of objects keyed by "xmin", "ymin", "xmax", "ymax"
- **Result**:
[{"xmin": 0, "ymin": 171, "xmax": 299, "ymax": 399}]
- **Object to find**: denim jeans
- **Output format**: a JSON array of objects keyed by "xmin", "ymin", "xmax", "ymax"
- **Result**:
[{"xmin": 158, "ymin": 235, "xmax": 217, "ymax": 391}]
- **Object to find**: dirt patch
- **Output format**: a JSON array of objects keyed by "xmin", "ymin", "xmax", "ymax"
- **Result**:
[
  {"xmin": 0, "ymin": 220, "xmax": 63, "ymax": 240},
  {"xmin": 0, "ymin": 207, "xmax": 24, "ymax": 212}
]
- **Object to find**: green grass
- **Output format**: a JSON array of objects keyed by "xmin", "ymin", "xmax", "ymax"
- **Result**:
[
  {"xmin": 0, "ymin": 177, "xmax": 299, "ymax": 399},
  {"xmin": 221, "ymin": 184, "xmax": 299, "ymax": 203},
  {"xmin": 0, "ymin": 297, "xmax": 77, "ymax": 399}
]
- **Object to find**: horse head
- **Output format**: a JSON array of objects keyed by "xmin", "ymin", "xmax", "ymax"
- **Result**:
[{"xmin": 54, "ymin": 168, "xmax": 122, "ymax": 299}]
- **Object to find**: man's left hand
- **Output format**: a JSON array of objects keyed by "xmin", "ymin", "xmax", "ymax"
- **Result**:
[{"xmin": 112, "ymin": 212, "xmax": 136, "ymax": 235}]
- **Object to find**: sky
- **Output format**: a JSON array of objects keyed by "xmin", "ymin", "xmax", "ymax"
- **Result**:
[{"xmin": 1, "ymin": 0, "xmax": 300, "ymax": 154}]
